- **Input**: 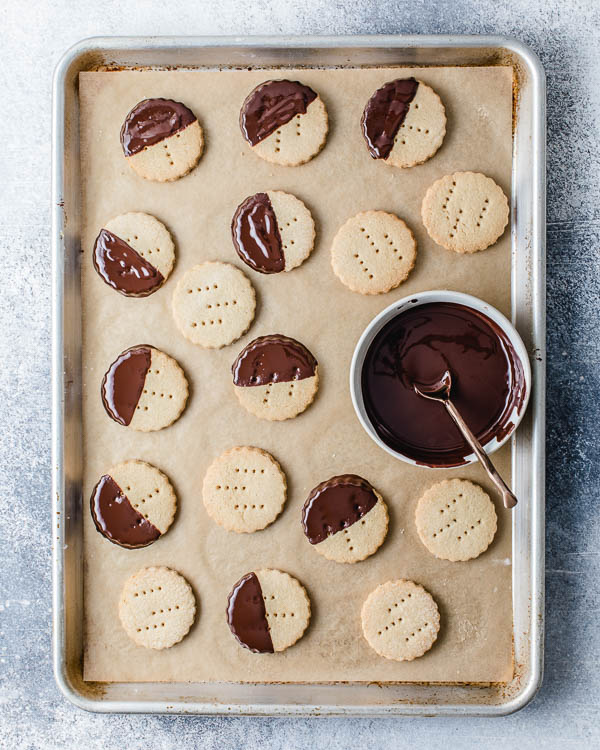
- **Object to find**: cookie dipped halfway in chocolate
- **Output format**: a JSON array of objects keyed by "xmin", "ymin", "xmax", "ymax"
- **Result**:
[
  {"xmin": 302, "ymin": 475, "xmax": 388, "ymax": 563},
  {"xmin": 227, "ymin": 569, "xmax": 311, "ymax": 653},
  {"xmin": 239, "ymin": 80, "xmax": 328, "ymax": 166},
  {"xmin": 231, "ymin": 191, "xmax": 315, "ymax": 274},
  {"xmin": 90, "ymin": 460, "xmax": 177, "ymax": 549},
  {"xmin": 361, "ymin": 79, "xmax": 446, "ymax": 169},
  {"xmin": 93, "ymin": 212, "xmax": 175, "ymax": 297},
  {"xmin": 120, "ymin": 98, "xmax": 204, "ymax": 182},
  {"xmin": 231, "ymin": 334, "xmax": 319, "ymax": 421},
  {"xmin": 101, "ymin": 345, "xmax": 188, "ymax": 432}
]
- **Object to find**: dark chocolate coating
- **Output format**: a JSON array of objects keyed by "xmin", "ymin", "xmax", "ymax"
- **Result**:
[
  {"xmin": 302, "ymin": 474, "xmax": 378, "ymax": 545},
  {"xmin": 226, "ymin": 572, "xmax": 274, "ymax": 653},
  {"xmin": 232, "ymin": 334, "xmax": 317, "ymax": 387},
  {"xmin": 93, "ymin": 229, "xmax": 164, "ymax": 297},
  {"xmin": 120, "ymin": 98, "xmax": 196, "ymax": 156},
  {"xmin": 231, "ymin": 193, "xmax": 284, "ymax": 274},
  {"xmin": 101, "ymin": 346, "xmax": 152, "ymax": 426},
  {"xmin": 361, "ymin": 78, "xmax": 419, "ymax": 160},
  {"xmin": 361, "ymin": 302, "xmax": 527, "ymax": 467},
  {"xmin": 240, "ymin": 80, "xmax": 317, "ymax": 146},
  {"xmin": 90, "ymin": 474, "xmax": 160, "ymax": 549}
]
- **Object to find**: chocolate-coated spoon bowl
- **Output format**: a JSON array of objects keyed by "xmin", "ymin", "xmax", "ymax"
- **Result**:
[{"xmin": 350, "ymin": 291, "xmax": 532, "ymax": 468}]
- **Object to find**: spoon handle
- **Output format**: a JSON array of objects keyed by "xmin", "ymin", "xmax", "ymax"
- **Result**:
[{"xmin": 444, "ymin": 400, "xmax": 518, "ymax": 509}]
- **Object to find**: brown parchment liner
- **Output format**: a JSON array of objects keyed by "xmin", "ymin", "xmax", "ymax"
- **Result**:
[{"xmin": 80, "ymin": 66, "xmax": 514, "ymax": 684}]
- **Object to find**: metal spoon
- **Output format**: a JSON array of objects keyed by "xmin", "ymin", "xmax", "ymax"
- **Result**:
[{"xmin": 413, "ymin": 370, "xmax": 517, "ymax": 509}]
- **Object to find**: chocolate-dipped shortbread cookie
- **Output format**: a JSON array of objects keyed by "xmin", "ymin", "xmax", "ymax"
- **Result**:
[
  {"xmin": 231, "ymin": 334, "xmax": 318, "ymax": 421},
  {"xmin": 226, "ymin": 569, "xmax": 311, "ymax": 653},
  {"xmin": 90, "ymin": 460, "xmax": 176, "ymax": 549},
  {"xmin": 240, "ymin": 80, "xmax": 328, "ymax": 166},
  {"xmin": 232, "ymin": 191, "xmax": 315, "ymax": 273},
  {"xmin": 120, "ymin": 98, "xmax": 204, "ymax": 181},
  {"xmin": 302, "ymin": 475, "xmax": 388, "ymax": 563},
  {"xmin": 101, "ymin": 345, "xmax": 188, "ymax": 431},
  {"xmin": 361, "ymin": 78, "xmax": 446, "ymax": 169}
]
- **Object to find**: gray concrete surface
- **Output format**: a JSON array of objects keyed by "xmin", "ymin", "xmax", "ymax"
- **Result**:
[{"xmin": 1, "ymin": 0, "xmax": 599, "ymax": 747}]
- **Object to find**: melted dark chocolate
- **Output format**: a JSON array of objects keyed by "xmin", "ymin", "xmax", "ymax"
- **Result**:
[
  {"xmin": 361, "ymin": 302, "xmax": 527, "ymax": 467},
  {"xmin": 226, "ymin": 572, "xmax": 274, "ymax": 653},
  {"xmin": 361, "ymin": 78, "xmax": 419, "ymax": 160},
  {"xmin": 93, "ymin": 229, "xmax": 164, "ymax": 297},
  {"xmin": 231, "ymin": 193, "xmax": 284, "ymax": 274},
  {"xmin": 101, "ymin": 346, "xmax": 152, "ymax": 426},
  {"xmin": 90, "ymin": 474, "xmax": 160, "ymax": 548},
  {"xmin": 302, "ymin": 475, "xmax": 378, "ymax": 545},
  {"xmin": 120, "ymin": 98, "xmax": 196, "ymax": 156},
  {"xmin": 232, "ymin": 335, "xmax": 317, "ymax": 387},
  {"xmin": 240, "ymin": 80, "xmax": 317, "ymax": 146}
]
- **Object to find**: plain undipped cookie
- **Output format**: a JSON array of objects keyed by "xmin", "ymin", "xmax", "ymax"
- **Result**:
[
  {"xmin": 361, "ymin": 580, "xmax": 440, "ymax": 661},
  {"xmin": 90, "ymin": 459, "xmax": 177, "ymax": 548},
  {"xmin": 240, "ymin": 80, "xmax": 328, "ymax": 167},
  {"xmin": 231, "ymin": 334, "xmax": 319, "ymax": 421},
  {"xmin": 331, "ymin": 210, "xmax": 417, "ymax": 294},
  {"xmin": 231, "ymin": 190, "xmax": 315, "ymax": 273},
  {"xmin": 226, "ymin": 569, "xmax": 311, "ymax": 653},
  {"xmin": 93, "ymin": 212, "xmax": 175, "ymax": 297},
  {"xmin": 172, "ymin": 262, "xmax": 256, "ymax": 348},
  {"xmin": 202, "ymin": 447, "xmax": 287, "ymax": 533},
  {"xmin": 421, "ymin": 171, "xmax": 509, "ymax": 253},
  {"xmin": 119, "ymin": 566, "xmax": 196, "ymax": 649},
  {"xmin": 120, "ymin": 98, "xmax": 204, "ymax": 182},
  {"xmin": 415, "ymin": 478, "xmax": 498, "ymax": 562},
  {"xmin": 301, "ymin": 475, "xmax": 388, "ymax": 563}
]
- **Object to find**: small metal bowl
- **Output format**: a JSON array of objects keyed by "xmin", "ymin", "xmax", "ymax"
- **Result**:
[{"xmin": 349, "ymin": 290, "xmax": 532, "ymax": 468}]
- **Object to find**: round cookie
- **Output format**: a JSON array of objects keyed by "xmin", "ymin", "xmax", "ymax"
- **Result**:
[
  {"xmin": 302, "ymin": 475, "xmax": 388, "ymax": 563},
  {"xmin": 361, "ymin": 580, "xmax": 440, "ymax": 661},
  {"xmin": 101, "ymin": 345, "xmax": 188, "ymax": 431},
  {"xmin": 231, "ymin": 334, "xmax": 318, "ymax": 421},
  {"xmin": 119, "ymin": 566, "xmax": 196, "ymax": 650},
  {"xmin": 226, "ymin": 569, "xmax": 311, "ymax": 653},
  {"xmin": 361, "ymin": 78, "xmax": 446, "ymax": 168},
  {"xmin": 120, "ymin": 98, "xmax": 204, "ymax": 182},
  {"xmin": 231, "ymin": 190, "xmax": 315, "ymax": 274},
  {"xmin": 415, "ymin": 478, "xmax": 498, "ymax": 562},
  {"xmin": 202, "ymin": 447, "xmax": 286, "ymax": 533},
  {"xmin": 93, "ymin": 212, "xmax": 175, "ymax": 297},
  {"xmin": 331, "ymin": 210, "xmax": 417, "ymax": 294},
  {"xmin": 90, "ymin": 460, "xmax": 176, "ymax": 549},
  {"xmin": 172, "ymin": 262, "xmax": 256, "ymax": 348},
  {"xmin": 239, "ymin": 80, "xmax": 328, "ymax": 166},
  {"xmin": 421, "ymin": 171, "xmax": 509, "ymax": 253}
]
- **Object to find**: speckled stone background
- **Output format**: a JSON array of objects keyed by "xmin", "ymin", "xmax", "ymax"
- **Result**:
[{"xmin": 1, "ymin": 0, "xmax": 599, "ymax": 747}]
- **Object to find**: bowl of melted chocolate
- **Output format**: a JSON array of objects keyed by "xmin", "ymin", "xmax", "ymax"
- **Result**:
[{"xmin": 350, "ymin": 291, "xmax": 531, "ymax": 468}]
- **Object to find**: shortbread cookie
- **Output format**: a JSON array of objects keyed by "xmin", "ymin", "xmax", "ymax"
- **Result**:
[
  {"xmin": 302, "ymin": 475, "xmax": 388, "ymax": 563},
  {"xmin": 101, "ymin": 345, "xmax": 188, "ymax": 431},
  {"xmin": 361, "ymin": 580, "xmax": 440, "ymax": 661},
  {"xmin": 172, "ymin": 262, "xmax": 256, "ymax": 348},
  {"xmin": 120, "ymin": 98, "xmax": 203, "ymax": 182},
  {"xmin": 202, "ymin": 447, "xmax": 286, "ymax": 533},
  {"xmin": 90, "ymin": 460, "xmax": 176, "ymax": 548},
  {"xmin": 226, "ymin": 569, "xmax": 311, "ymax": 653},
  {"xmin": 421, "ymin": 171, "xmax": 509, "ymax": 253},
  {"xmin": 331, "ymin": 210, "xmax": 417, "ymax": 294},
  {"xmin": 232, "ymin": 191, "xmax": 315, "ymax": 274},
  {"xmin": 415, "ymin": 479, "xmax": 498, "ymax": 562},
  {"xmin": 240, "ymin": 80, "xmax": 328, "ymax": 166},
  {"xmin": 93, "ymin": 212, "xmax": 175, "ymax": 297},
  {"xmin": 362, "ymin": 78, "xmax": 446, "ymax": 168},
  {"xmin": 119, "ymin": 566, "xmax": 196, "ymax": 650},
  {"xmin": 232, "ymin": 334, "xmax": 318, "ymax": 421}
]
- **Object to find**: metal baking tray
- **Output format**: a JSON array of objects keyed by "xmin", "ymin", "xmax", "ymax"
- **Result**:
[{"xmin": 52, "ymin": 34, "xmax": 545, "ymax": 716}]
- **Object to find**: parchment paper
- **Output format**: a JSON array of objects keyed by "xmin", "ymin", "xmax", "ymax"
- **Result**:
[{"xmin": 80, "ymin": 65, "xmax": 514, "ymax": 684}]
